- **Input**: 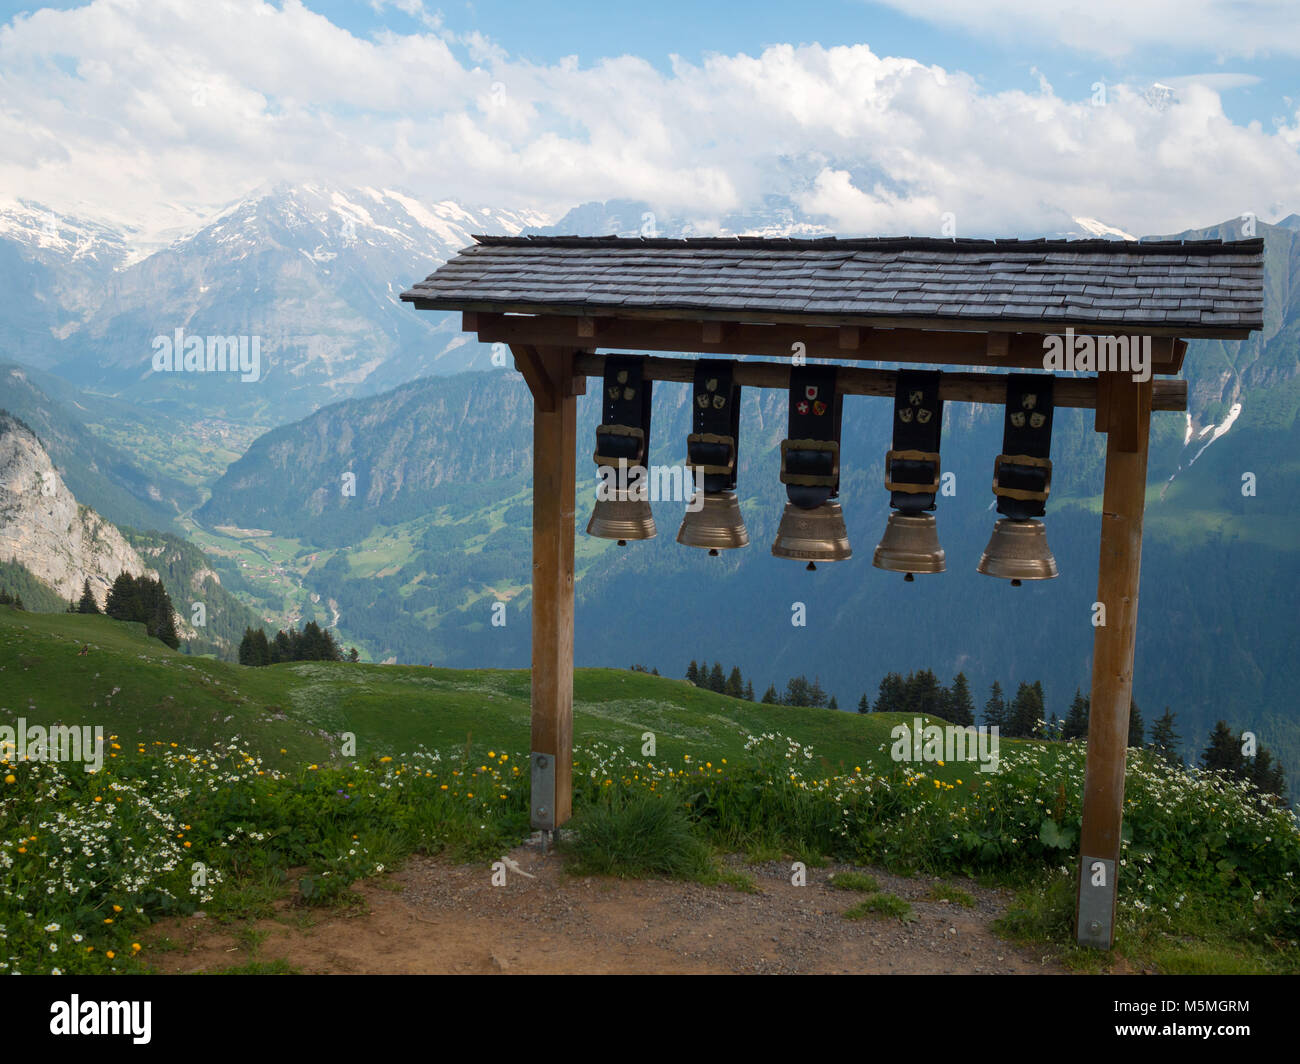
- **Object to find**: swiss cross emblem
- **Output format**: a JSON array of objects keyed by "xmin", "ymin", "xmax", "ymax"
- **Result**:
[
  {"xmin": 805, "ymin": 386, "xmax": 819, "ymax": 401},
  {"xmin": 796, "ymin": 400, "xmax": 810, "ymax": 415}
]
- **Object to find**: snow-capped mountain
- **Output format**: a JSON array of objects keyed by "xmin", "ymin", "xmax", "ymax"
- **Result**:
[{"xmin": 0, "ymin": 184, "xmax": 552, "ymax": 422}]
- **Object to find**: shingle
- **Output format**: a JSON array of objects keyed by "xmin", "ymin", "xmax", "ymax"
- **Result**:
[{"xmin": 400, "ymin": 234, "xmax": 1265, "ymax": 331}]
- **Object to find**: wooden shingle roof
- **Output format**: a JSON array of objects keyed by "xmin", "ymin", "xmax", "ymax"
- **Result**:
[{"xmin": 401, "ymin": 234, "xmax": 1265, "ymax": 336}]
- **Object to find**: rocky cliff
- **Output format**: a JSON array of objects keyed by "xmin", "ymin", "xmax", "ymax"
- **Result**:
[{"xmin": 0, "ymin": 412, "xmax": 156, "ymax": 607}]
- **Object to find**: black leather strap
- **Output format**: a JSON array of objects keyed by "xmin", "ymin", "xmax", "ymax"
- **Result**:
[
  {"xmin": 687, "ymin": 359, "xmax": 740, "ymax": 494},
  {"xmin": 995, "ymin": 374, "xmax": 1055, "ymax": 521},
  {"xmin": 594, "ymin": 356, "xmax": 652, "ymax": 466},
  {"xmin": 782, "ymin": 365, "xmax": 841, "ymax": 509},
  {"xmin": 886, "ymin": 370, "xmax": 943, "ymax": 513}
]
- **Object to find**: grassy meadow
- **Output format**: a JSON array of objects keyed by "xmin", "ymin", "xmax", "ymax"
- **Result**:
[{"xmin": 1, "ymin": 605, "xmax": 1297, "ymax": 976}]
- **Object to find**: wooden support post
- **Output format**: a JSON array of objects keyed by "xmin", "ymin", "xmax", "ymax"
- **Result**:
[
  {"xmin": 516, "ymin": 345, "xmax": 577, "ymax": 833},
  {"xmin": 1076, "ymin": 373, "xmax": 1153, "ymax": 948}
]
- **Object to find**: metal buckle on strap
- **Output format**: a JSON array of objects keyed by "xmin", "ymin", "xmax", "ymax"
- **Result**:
[
  {"xmin": 992, "ymin": 453, "xmax": 1053, "ymax": 502},
  {"xmin": 593, "ymin": 424, "xmax": 645, "ymax": 467},
  {"xmin": 780, "ymin": 438, "xmax": 839, "ymax": 487},
  {"xmin": 884, "ymin": 448, "xmax": 941, "ymax": 494},
  {"xmin": 686, "ymin": 432, "xmax": 736, "ymax": 476}
]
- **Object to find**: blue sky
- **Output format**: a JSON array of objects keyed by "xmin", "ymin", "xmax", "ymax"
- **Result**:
[{"xmin": 1, "ymin": 0, "xmax": 1297, "ymax": 241}]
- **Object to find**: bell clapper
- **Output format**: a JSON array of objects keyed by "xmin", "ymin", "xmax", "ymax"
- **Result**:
[
  {"xmin": 617, "ymin": 539, "xmax": 627, "ymax": 546},
  {"xmin": 806, "ymin": 561, "xmax": 816, "ymax": 571},
  {"xmin": 1011, "ymin": 578, "xmax": 1022, "ymax": 587},
  {"xmin": 708, "ymin": 548, "xmax": 719, "ymax": 556},
  {"xmin": 904, "ymin": 572, "xmax": 914, "ymax": 582}
]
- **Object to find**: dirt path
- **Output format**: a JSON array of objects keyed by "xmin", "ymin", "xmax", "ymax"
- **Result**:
[{"xmin": 148, "ymin": 844, "xmax": 1068, "ymax": 975}]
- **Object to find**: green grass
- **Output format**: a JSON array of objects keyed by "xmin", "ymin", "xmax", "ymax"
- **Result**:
[
  {"xmin": 0, "ymin": 606, "xmax": 959, "ymax": 775},
  {"xmin": 844, "ymin": 893, "xmax": 915, "ymax": 923},
  {"xmin": 928, "ymin": 883, "xmax": 976, "ymax": 908},
  {"xmin": 564, "ymin": 792, "xmax": 713, "ymax": 880},
  {"xmin": 828, "ymin": 871, "xmax": 880, "ymax": 893}
]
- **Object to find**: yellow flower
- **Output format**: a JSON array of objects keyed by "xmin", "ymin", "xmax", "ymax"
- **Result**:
[
  {"xmin": 103, "ymin": 918, "xmax": 113, "ymax": 924},
  {"xmin": 440, "ymin": 784, "xmax": 448, "ymax": 790},
  {"xmin": 380, "ymin": 756, "xmax": 392, "ymax": 763},
  {"xmin": 112, "ymin": 904, "xmax": 122, "ymax": 913},
  {"xmin": 106, "ymin": 951, "xmax": 115, "ymax": 959},
  {"xmin": 16, "ymin": 846, "xmax": 25, "ymax": 854},
  {"xmin": 131, "ymin": 943, "xmax": 141, "ymax": 952},
  {"xmin": 3, "ymin": 774, "xmax": 13, "ymax": 785},
  {"xmin": 488, "ymin": 751, "xmax": 495, "ymax": 758}
]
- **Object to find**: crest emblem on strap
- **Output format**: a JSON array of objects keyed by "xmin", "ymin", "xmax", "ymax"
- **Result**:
[
  {"xmin": 796, "ymin": 400, "xmax": 810, "ymax": 416},
  {"xmin": 899, "ymin": 408, "xmax": 913, "ymax": 423},
  {"xmin": 813, "ymin": 401, "xmax": 827, "ymax": 416},
  {"xmin": 805, "ymin": 386, "xmax": 819, "ymax": 401},
  {"xmin": 705, "ymin": 377, "xmax": 719, "ymax": 392},
  {"xmin": 909, "ymin": 389, "xmax": 924, "ymax": 406},
  {"xmin": 1022, "ymin": 393, "xmax": 1037, "ymax": 410},
  {"xmin": 1010, "ymin": 411, "xmax": 1026, "ymax": 428},
  {"xmin": 712, "ymin": 394, "xmax": 727, "ymax": 409},
  {"xmin": 1030, "ymin": 411, "xmax": 1046, "ymax": 429},
  {"xmin": 623, "ymin": 386, "xmax": 636, "ymax": 401},
  {"xmin": 917, "ymin": 408, "xmax": 932, "ymax": 424}
]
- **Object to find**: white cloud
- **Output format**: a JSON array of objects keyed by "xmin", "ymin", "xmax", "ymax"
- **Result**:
[
  {"xmin": 0, "ymin": 0, "xmax": 1297, "ymax": 242},
  {"xmin": 867, "ymin": 0, "xmax": 1300, "ymax": 59}
]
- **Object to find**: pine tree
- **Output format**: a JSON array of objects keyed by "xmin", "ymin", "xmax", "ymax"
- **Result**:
[
  {"xmin": 1200, "ymin": 720, "xmax": 1244, "ymax": 775},
  {"xmin": 983, "ymin": 681, "xmax": 1006, "ymax": 730},
  {"xmin": 686, "ymin": 660, "xmax": 700, "ymax": 685},
  {"xmin": 1248, "ymin": 747, "xmax": 1287, "ymax": 801},
  {"xmin": 808, "ymin": 676, "xmax": 827, "ymax": 708},
  {"xmin": 1007, "ymin": 682, "xmax": 1043, "ymax": 738},
  {"xmin": 77, "ymin": 578, "xmax": 100, "ymax": 614},
  {"xmin": 1127, "ymin": 698, "xmax": 1144, "ymax": 748},
  {"xmin": 152, "ymin": 601, "xmax": 180, "ymax": 650},
  {"xmin": 105, "ymin": 573, "xmax": 138, "ymax": 621},
  {"xmin": 761, "ymin": 684, "xmax": 778, "ymax": 705},
  {"xmin": 725, "ymin": 666, "xmax": 744, "ymax": 699},
  {"xmin": 828, "ymin": 694, "xmax": 838, "ymax": 710},
  {"xmin": 743, "ymin": 680, "xmax": 754, "ymax": 702},
  {"xmin": 1061, "ymin": 688, "xmax": 1090, "ymax": 741},
  {"xmin": 873, "ymin": 672, "xmax": 906, "ymax": 714},
  {"xmin": 239, "ymin": 628, "xmax": 259, "ymax": 665},
  {"xmin": 1148, "ymin": 708, "xmax": 1180, "ymax": 764},
  {"xmin": 784, "ymin": 675, "xmax": 811, "ymax": 707},
  {"xmin": 905, "ymin": 669, "xmax": 942, "ymax": 718},
  {"xmin": 857, "ymin": 693, "xmax": 870, "ymax": 714},
  {"xmin": 348, "ymin": 647, "xmax": 360, "ymax": 663},
  {"xmin": 947, "ymin": 672, "xmax": 975, "ymax": 726},
  {"xmin": 708, "ymin": 662, "xmax": 725, "ymax": 693}
]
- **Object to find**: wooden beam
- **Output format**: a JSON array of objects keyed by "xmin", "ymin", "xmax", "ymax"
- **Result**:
[
  {"xmin": 838, "ymin": 326, "xmax": 862, "ymax": 351},
  {"xmin": 1076, "ymin": 374, "xmax": 1153, "ymax": 949},
  {"xmin": 701, "ymin": 321, "xmax": 734, "ymax": 344},
  {"xmin": 528, "ymin": 346, "xmax": 577, "ymax": 834},
  {"xmin": 510, "ymin": 344, "xmax": 557, "ymax": 412},
  {"xmin": 411, "ymin": 297, "xmax": 1252, "ymax": 341},
  {"xmin": 569, "ymin": 351, "xmax": 1187, "ymax": 412},
  {"xmin": 473, "ymin": 314, "xmax": 1182, "ymax": 373},
  {"xmin": 985, "ymin": 333, "xmax": 1010, "ymax": 359}
]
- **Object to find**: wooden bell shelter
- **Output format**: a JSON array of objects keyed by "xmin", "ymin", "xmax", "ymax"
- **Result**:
[{"xmin": 402, "ymin": 233, "xmax": 1265, "ymax": 949}]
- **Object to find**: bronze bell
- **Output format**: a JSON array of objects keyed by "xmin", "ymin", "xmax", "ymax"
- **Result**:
[
  {"xmin": 587, "ymin": 488, "xmax": 656, "ymax": 545},
  {"xmin": 977, "ymin": 518, "xmax": 1058, "ymax": 585},
  {"xmin": 771, "ymin": 501, "xmax": 851, "ymax": 569},
  {"xmin": 677, "ymin": 491, "xmax": 749, "ymax": 555},
  {"xmin": 872, "ymin": 512, "xmax": 945, "ymax": 580}
]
